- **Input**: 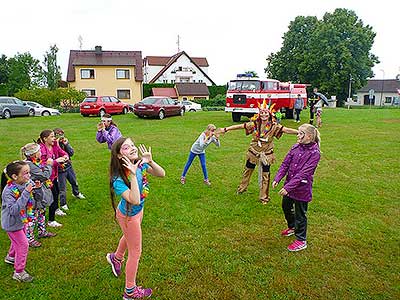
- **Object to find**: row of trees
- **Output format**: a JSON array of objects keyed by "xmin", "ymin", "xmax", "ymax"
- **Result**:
[
  {"xmin": 0, "ymin": 45, "xmax": 62, "ymax": 96},
  {"xmin": 265, "ymin": 8, "xmax": 379, "ymax": 105}
]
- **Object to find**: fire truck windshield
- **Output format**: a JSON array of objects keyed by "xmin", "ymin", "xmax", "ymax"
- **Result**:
[{"xmin": 228, "ymin": 80, "xmax": 261, "ymax": 91}]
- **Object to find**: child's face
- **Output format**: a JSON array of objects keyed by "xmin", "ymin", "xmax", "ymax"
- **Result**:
[
  {"xmin": 12, "ymin": 165, "xmax": 31, "ymax": 184},
  {"xmin": 120, "ymin": 138, "xmax": 138, "ymax": 161},
  {"xmin": 297, "ymin": 128, "xmax": 312, "ymax": 144},
  {"xmin": 34, "ymin": 150, "xmax": 41, "ymax": 159},
  {"xmin": 259, "ymin": 109, "xmax": 270, "ymax": 121},
  {"xmin": 44, "ymin": 132, "xmax": 56, "ymax": 146}
]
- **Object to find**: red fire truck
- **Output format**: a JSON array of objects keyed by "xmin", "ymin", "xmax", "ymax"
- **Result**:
[{"xmin": 225, "ymin": 74, "xmax": 308, "ymax": 122}]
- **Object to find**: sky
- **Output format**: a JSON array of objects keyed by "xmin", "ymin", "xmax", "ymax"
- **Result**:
[{"xmin": 1, "ymin": 0, "xmax": 399, "ymax": 85}]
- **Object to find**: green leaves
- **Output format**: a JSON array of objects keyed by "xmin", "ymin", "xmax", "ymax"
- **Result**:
[{"xmin": 266, "ymin": 8, "xmax": 379, "ymax": 105}]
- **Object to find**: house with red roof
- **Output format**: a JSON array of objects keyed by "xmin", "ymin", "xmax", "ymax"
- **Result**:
[
  {"xmin": 143, "ymin": 51, "xmax": 215, "ymax": 86},
  {"xmin": 67, "ymin": 46, "xmax": 143, "ymax": 103}
]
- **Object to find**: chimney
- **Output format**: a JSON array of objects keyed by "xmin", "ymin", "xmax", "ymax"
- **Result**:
[{"xmin": 95, "ymin": 46, "xmax": 102, "ymax": 55}]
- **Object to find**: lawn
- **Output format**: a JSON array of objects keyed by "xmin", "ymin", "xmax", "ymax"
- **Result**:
[{"xmin": 0, "ymin": 108, "xmax": 399, "ymax": 300}]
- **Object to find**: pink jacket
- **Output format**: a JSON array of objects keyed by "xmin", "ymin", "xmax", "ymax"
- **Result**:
[{"xmin": 40, "ymin": 142, "xmax": 68, "ymax": 181}]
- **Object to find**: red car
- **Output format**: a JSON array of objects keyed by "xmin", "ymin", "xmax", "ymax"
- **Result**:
[
  {"xmin": 133, "ymin": 96, "xmax": 185, "ymax": 120},
  {"xmin": 80, "ymin": 96, "xmax": 129, "ymax": 117}
]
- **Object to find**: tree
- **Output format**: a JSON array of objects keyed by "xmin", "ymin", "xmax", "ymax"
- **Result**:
[
  {"xmin": 244, "ymin": 70, "xmax": 258, "ymax": 78},
  {"xmin": 265, "ymin": 8, "xmax": 379, "ymax": 105},
  {"xmin": 0, "ymin": 55, "xmax": 9, "ymax": 84},
  {"xmin": 43, "ymin": 44, "xmax": 62, "ymax": 90},
  {"xmin": 7, "ymin": 53, "xmax": 44, "ymax": 95}
]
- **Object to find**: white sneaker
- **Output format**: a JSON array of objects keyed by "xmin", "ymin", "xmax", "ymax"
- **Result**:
[
  {"xmin": 61, "ymin": 204, "xmax": 69, "ymax": 211},
  {"xmin": 74, "ymin": 192, "xmax": 86, "ymax": 199},
  {"xmin": 48, "ymin": 221, "xmax": 63, "ymax": 228},
  {"xmin": 55, "ymin": 208, "xmax": 66, "ymax": 216}
]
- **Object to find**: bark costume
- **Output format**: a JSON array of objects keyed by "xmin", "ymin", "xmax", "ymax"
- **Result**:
[{"xmin": 237, "ymin": 118, "xmax": 283, "ymax": 203}]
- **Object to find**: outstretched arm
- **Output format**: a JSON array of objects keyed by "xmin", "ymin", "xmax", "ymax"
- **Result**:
[
  {"xmin": 282, "ymin": 127, "xmax": 298, "ymax": 135},
  {"xmin": 216, "ymin": 123, "xmax": 246, "ymax": 135}
]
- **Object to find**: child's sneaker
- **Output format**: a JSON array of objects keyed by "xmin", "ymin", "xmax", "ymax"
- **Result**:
[
  {"xmin": 48, "ymin": 221, "xmax": 63, "ymax": 228},
  {"xmin": 123, "ymin": 286, "xmax": 153, "ymax": 299},
  {"xmin": 61, "ymin": 204, "xmax": 69, "ymax": 211},
  {"xmin": 28, "ymin": 239, "xmax": 42, "ymax": 248},
  {"xmin": 12, "ymin": 270, "xmax": 33, "ymax": 282},
  {"xmin": 55, "ymin": 208, "xmax": 67, "ymax": 216},
  {"xmin": 74, "ymin": 192, "xmax": 86, "ymax": 199},
  {"xmin": 203, "ymin": 179, "xmax": 211, "ymax": 186},
  {"xmin": 4, "ymin": 255, "xmax": 15, "ymax": 265},
  {"xmin": 281, "ymin": 228, "xmax": 295, "ymax": 237},
  {"xmin": 106, "ymin": 253, "xmax": 122, "ymax": 277},
  {"xmin": 38, "ymin": 231, "xmax": 57, "ymax": 238},
  {"xmin": 180, "ymin": 177, "xmax": 186, "ymax": 185},
  {"xmin": 287, "ymin": 240, "xmax": 307, "ymax": 252}
]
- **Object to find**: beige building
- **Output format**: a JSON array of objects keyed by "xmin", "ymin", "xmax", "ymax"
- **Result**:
[{"xmin": 67, "ymin": 46, "xmax": 143, "ymax": 104}]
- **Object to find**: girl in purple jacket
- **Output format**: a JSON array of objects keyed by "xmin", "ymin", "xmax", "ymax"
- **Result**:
[
  {"xmin": 96, "ymin": 114, "xmax": 122, "ymax": 150},
  {"xmin": 272, "ymin": 124, "xmax": 321, "ymax": 252}
]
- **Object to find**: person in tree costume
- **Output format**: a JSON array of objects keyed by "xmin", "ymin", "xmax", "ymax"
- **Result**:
[{"xmin": 218, "ymin": 101, "xmax": 298, "ymax": 204}]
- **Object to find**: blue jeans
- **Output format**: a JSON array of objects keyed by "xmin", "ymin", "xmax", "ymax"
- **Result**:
[
  {"xmin": 58, "ymin": 167, "xmax": 80, "ymax": 206},
  {"xmin": 181, "ymin": 151, "xmax": 208, "ymax": 180}
]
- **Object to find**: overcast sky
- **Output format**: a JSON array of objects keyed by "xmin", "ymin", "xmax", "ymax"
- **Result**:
[{"xmin": 1, "ymin": 0, "xmax": 398, "ymax": 85}]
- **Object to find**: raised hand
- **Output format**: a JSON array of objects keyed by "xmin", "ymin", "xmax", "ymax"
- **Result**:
[
  {"xmin": 139, "ymin": 144, "xmax": 152, "ymax": 164},
  {"xmin": 121, "ymin": 156, "xmax": 140, "ymax": 174}
]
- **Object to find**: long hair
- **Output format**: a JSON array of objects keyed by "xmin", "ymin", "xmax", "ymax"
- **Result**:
[
  {"xmin": 299, "ymin": 124, "xmax": 321, "ymax": 148},
  {"xmin": 109, "ymin": 137, "xmax": 131, "ymax": 216},
  {"xmin": 37, "ymin": 129, "xmax": 53, "ymax": 144},
  {"xmin": 1, "ymin": 161, "xmax": 28, "ymax": 195}
]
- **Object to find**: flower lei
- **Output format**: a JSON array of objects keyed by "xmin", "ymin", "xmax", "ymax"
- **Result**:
[
  {"xmin": 30, "ymin": 157, "xmax": 53, "ymax": 188},
  {"xmin": 253, "ymin": 121, "xmax": 272, "ymax": 139},
  {"xmin": 125, "ymin": 163, "xmax": 149, "ymax": 201},
  {"xmin": 7, "ymin": 180, "xmax": 34, "ymax": 223}
]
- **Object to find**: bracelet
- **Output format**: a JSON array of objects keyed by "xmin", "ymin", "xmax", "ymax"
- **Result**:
[{"xmin": 224, "ymin": 127, "xmax": 227, "ymax": 133}]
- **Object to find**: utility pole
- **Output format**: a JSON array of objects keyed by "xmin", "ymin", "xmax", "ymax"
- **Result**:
[
  {"xmin": 347, "ymin": 74, "xmax": 352, "ymax": 109},
  {"xmin": 380, "ymin": 69, "xmax": 385, "ymax": 106}
]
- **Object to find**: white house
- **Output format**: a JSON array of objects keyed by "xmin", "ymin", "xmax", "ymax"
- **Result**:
[
  {"xmin": 143, "ymin": 51, "xmax": 215, "ymax": 86},
  {"xmin": 355, "ymin": 79, "xmax": 400, "ymax": 106}
]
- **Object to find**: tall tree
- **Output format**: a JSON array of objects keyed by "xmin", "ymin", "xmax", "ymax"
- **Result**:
[
  {"xmin": 7, "ymin": 53, "xmax": 43, "ymax": 95},
  {"xmin": 0, "ymin": 55, "xmax": 9, "ymax": 84},
  {"xmin": 265, "ymin": 8, "xmax": 379, "ymax": 105},
  {"xmin": 43, "ymin": 44, "xmax": 62, "ymax": 90}
]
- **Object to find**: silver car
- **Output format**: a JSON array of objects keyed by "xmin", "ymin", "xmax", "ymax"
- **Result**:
[
  {"xmin": 24, "ymin": 101, "xmax": 61, "ymax": 116},
  {"xmin": 0, "ymin": 97, "xmax": 35, "ymax": 119}
]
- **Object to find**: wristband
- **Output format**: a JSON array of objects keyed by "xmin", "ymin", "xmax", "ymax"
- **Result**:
[{"xmin": 224, "ymin": 127, "xmax": 227, "ymax": 133}]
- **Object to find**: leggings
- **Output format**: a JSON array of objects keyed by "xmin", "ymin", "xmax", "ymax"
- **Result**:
[
  {"xmin": 26, "ymin": 208, "xmax": 47, "ymax": 241},
  {"xmin": 115, "ymin": 208, "xmax": 144, "ymax": 289},
  {"xmin": 181, "ymin": 151, "xmax": 208, "ymax": 180},
  {"xmin": 48, "ymin": 179, "xmax": 59, "ymax": 222}
]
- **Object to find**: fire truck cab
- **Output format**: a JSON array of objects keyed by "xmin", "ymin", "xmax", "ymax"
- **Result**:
[{"xmin": 225, "ymin": 74, "xmax": 307, "ymax": 122}]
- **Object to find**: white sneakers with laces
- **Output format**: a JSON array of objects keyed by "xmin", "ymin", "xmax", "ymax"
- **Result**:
[
  {"xmin": 55, "ymin": 208, "xmax": 66, "ymax": 216},
  {"xmin": 48, "ymin": 221, "xmax": 63, "ymax": 228}
]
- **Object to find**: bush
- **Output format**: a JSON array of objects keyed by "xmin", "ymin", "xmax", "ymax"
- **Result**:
[{"xmin": 208, "ymin": 85, "xmax": 227, "ymax": 98}]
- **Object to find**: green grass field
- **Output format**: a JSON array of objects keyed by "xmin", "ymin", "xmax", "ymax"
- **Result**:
[{"xmin": 0, "ymin": 109, "xmax": 399, "ymax": 300}]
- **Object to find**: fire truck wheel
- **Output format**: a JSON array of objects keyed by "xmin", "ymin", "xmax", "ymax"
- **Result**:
[{"xmin": 232, "ymin": 112, "xmax": 241, "ymax": 122}]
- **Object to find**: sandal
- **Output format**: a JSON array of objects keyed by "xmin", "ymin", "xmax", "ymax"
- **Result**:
[
  {"xmin": 259, "ymin": 198, "xmax": 271, "ymax": 205},
  {"xmin": 29, "ymin": 240, "xmax": 42, "ymax": 248},
  {"xmin": 39, "ymin": 231, "xmax": 57, "ymax": 238}
]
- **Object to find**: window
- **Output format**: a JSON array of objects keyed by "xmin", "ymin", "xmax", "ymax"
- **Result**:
[
  {"xmin": 82, "ymin": 89, "xmax": 96, "ymax": 96},
  {"xmin": 110, "ymin": 96, "xmax": 120, "ymax": 103},
  {"xmin": 102, "ymin": 96, "xmax": 111, "ymax": 103},
  {"xmin": 163, "ymin": 80, "xmax": 168, "ymax": 83},
  {"xmin": 117, "ymin": 90, "xmax": 131, "ymax": 99},
  {"xmin": 80, "ymin": 69, "xmax": 95, "ymax": 79},
  {"xmin": 385, "ymin": 96, "xmax": 392, "ymax": 104},
  {"xmin": 116, "ymin": 69, "xmax": 130, "ymax": 79}
]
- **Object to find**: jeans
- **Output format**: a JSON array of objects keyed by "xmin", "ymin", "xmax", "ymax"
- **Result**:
[
  {"xmin": 282, "ymin": 196, "xmax": 309, "ymax": 241},
  {"xmin": 295, "ymin": 109, "xmax": 302, "ymax": 121},
  {"xmin": 181, "ymin": 151, "xmax": 208, "ymax": 180},
  {"xmin": 48, "ymin": 179, "xmax": 59, "ymax": 222},
  {"xmin": 58, "ymin": 167, "xmax": 80, "ymax": 206}
]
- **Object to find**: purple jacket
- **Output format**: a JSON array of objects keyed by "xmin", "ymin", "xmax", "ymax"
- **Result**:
[
  {"xmin": 274, "ymin": 142, "xmax": 320, "ymax": 202},
  {"xmin": 96, "ymin": 125, "xmax": 122, "ymax": 150}
]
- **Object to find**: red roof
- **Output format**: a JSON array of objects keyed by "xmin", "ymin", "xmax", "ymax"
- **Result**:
[
  {"xmin": 67, "ymin": 47, "xmax": 143, "ymax": 82},
  {"xmin": 145, "ymin": 54, "xmax": 209, "ymax": 67},
  {"xmin": 175, "ymin": 83, "xmax": 209, "ymax": 96},
  {"xmin": 152, "ymin": 88, "xmax": 178, "ymax": 98}
]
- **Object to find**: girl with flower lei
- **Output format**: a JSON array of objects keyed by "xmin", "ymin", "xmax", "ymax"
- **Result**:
[
  {"xmin": 1, "ymin": 161, "xmax": 35, "ymax": 282},
  {"xmin": 106, "ymin": 137, "xmax": 165, "ymax": 300},
  {"xmin": 217, "ymin": 100, "xmax": 298, "ymax": 204},
  {"xmin": 21, "ymin": 143, "xmax": 57, "ymax": 248}
]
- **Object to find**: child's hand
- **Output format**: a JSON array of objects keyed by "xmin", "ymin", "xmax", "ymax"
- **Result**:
[
  {"xmin": 215, "ymin": 128, "xmax": 225, "ymax": 135},
  {"xmin": 278, "ymin": 187, "xmax": 288, "ymax": 196},
  {"xmin": 139, "ymin": 144, "xmax": 152, "ymax": 164},
  {"xmin": 272, "ymin": 181, "xmax": 278, "ymax": 188},
  {"xmin": 46, "ymin": 158, "xmax": 53, "ymax": 165},
  {"xmin": 25, "ymin": 182, "xmax": 33, "ymax": 193},
  {"xmin": 97, "ymin": 123, "xmax": 104, "ymax": 131},
  {"xmin": 34, "ymin": 180, "xmax": 42, "ymax": 189},
  {"xmin": 122, "ymin": 156, "xmax": 140, "ymax": 174}
]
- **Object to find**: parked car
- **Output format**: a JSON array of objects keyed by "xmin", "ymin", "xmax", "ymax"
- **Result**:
[
  {"xmin": 0, "ymin": 96, "xmax": 35, "ymax": 119},
  {"xmin": 133, "ymin": 96, "xmax": 185, "ymax": 120},
  {"xmin": 182, "ymin": 100, "xmax": 202, "ymax": 112},
  {"xmin": 79, "ymin": 96, "xmax": 129, "ymax": 116},
  {"xmin": 24, "ymin": 101, "xmax": 61, "ymax": 116}
]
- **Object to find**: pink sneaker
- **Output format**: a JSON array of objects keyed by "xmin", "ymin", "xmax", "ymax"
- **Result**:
[
  {"xmin": 281, "ymin": 228, "xmax": 295, "ymax": 237},
  {"xmin": 287, "ymin": 240, "xmax": 307, "ymax": 252},
  {"xmin": 123, "ymin": 286, "xmax": 153, "ymax": 299}
]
